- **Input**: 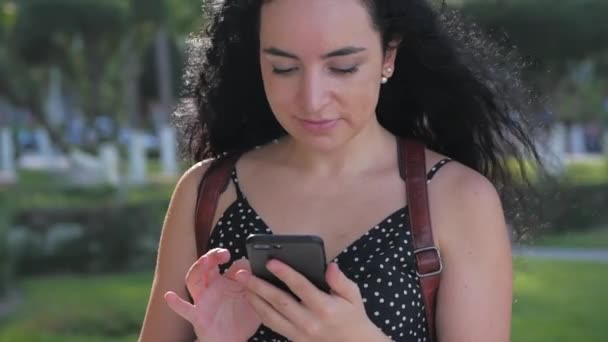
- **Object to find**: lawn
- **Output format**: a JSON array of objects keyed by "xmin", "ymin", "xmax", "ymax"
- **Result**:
[
  {"xmin": 1, "ymin": 258, "xmax": 606, "ymax": 341},
  {"xmin": 0, "ymin": 273, "xmax": 151, "ymax": 342},
  {"xmin": 512, "ymin": 258, "xmax": 607, "ymax": 342}
]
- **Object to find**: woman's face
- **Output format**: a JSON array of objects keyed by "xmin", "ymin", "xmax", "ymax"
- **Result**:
[{"xmin": 259, "ymin": 0, "xmax": 395, "ymax": 151}]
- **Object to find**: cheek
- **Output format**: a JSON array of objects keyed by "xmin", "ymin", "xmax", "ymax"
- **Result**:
[
  {"xmin": 339, "ymin": 73, "xmax": 381, "ymax": 124},
  {"xmin": 260, "ymin": 67, "xmax": 295, "ymax": 117}
]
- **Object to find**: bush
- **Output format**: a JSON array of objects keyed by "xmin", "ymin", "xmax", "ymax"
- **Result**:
[
  {"xmin": 5, "ymin": 183, "xmax": 173, "ymax": 276},
  {"xmin": 4, "ymin": 161, "xmax": 608, "ymax": 279},
  {"xmin": 0, "ymin": 192, "xmax": 15, "ymax": 297},
  {"xmin": 506, "ymin": 180, "xmax": 608, "ymax": 239},
  {"xmin": 541, "ymin": 182, "xmax": 608, "ymax": 232}
]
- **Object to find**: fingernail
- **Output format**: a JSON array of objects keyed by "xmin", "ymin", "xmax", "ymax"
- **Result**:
[
  {"xmin": 266, "ymin": 259, "xmax": 281, "ymax": 272},
  {"xmin": 235, "ymin": 270, "xmax": 250, "ymax": 282},
  {"xmin": 330, "ymin": 262, "xmax": 342, "ymax": 275}
]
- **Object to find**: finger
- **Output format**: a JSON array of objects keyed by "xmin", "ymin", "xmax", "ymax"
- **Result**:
[
  {"xmin": 326, "ymin": 262, "xmax": 361, "ymax": 304},
  {"xmin": 186, "ymin": 249, "xmax": 230, "ymax": 300},
  {"xmin": 246, "ymin": 291, "xmax": 298, "ymax": 340},
  {"xmin": 235, "ymin": 269, "xmax": 313, "ymax": 329},
  {"xmin": 225, "ymin": 257, "xmax": 251, "ymax": 280},
  {"xmin": 186, "ymin": 248, "xmax": 229, "ymax": 284},
  {"xmin": 266, "ymin": 259, "xmax": 330, "ymax": 310},
  {"xmin": 164, "ymin": 291, "xmax": 195, "ymax": 322}
]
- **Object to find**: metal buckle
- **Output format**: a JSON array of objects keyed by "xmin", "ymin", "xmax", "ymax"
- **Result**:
[{"xmin": 413, "ymin": 246, "xmax": 443, "ymax": 278}]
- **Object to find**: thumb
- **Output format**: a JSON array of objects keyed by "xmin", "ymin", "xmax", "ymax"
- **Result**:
[
  {"xmin": 164, "ymin": 291, "xmax": 196, "ymax": 323},
  {"xmin": 225, "ymin": 257, "xmax": 251, "ymax": 280},
  {"xmin": 326, "ymin": 262, "xmax": 361, "ymax": 304}
]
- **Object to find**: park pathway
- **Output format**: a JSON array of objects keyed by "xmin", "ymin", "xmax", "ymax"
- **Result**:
[{"xmin": 513, "ymin": 246, "xmax": 608, "ymax": 263}]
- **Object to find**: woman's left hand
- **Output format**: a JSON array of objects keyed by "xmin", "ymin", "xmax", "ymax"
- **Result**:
[{"xmin": 234, "ymin": 260, "xmax": 390, "ymax": 342}]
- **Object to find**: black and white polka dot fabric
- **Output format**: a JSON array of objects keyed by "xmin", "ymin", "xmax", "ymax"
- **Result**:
[{"xmin": 207, "ymin": 158, "xmax": 452, "ymax": 342}]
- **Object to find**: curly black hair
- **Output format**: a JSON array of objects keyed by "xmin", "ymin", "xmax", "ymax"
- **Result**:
[{"xmin": 175, "ymin": 0, "xmax": 543, "ymax": 199}]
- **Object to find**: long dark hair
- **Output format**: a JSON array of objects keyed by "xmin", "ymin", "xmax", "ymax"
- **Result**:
[{"xmin": 175, "ymin": 0, "xmax": 542, "ymax": 199}]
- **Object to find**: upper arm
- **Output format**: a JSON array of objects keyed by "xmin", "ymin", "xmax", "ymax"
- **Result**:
[
  {"xmin": 431, "ymin": 169, "xmax": 512, "ymax": 342},
  {"xmin": 138, "ymin": 161, "xmax": 211, "ymax": 342}
]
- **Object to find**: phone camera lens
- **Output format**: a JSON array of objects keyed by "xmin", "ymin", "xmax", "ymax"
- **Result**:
[{"xmin": 273, "ymin": 244, "xmax": 282, "ymax": 249}]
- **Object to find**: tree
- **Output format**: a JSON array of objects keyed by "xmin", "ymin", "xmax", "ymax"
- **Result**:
[
  {"xmin": 460, "ymin": 0, "xmax": 608, "ymax": 123},
  {"xmin": 461, "ymin": 0, "xmax": 608, "ymax": 69},
  {"xmin": 13, "ymin": 0, "xmax": 129, "ymax": 123}
]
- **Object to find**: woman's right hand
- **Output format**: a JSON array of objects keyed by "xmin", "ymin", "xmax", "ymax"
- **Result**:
[{"xmin": 164, "ymin": 248, "xmax": 261, "ymax": 342}]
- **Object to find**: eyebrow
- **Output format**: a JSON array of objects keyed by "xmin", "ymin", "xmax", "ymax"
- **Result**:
[{"xmin": 262, "ymin": 46, "xmax": 367, "ymax": 60}]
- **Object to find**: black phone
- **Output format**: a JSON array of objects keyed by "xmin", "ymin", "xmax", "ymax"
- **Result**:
[{"xmin": 245, "ymin": 234, "xmax": 330, "ymax": 296}]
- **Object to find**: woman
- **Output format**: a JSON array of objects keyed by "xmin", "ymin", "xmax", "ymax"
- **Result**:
[{"xmin": 139, "ymin": 0, "xmax": 539, "ymax": 341}]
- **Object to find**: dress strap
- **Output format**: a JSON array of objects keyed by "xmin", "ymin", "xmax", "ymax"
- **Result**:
[
  {"xmin": 426, "ymin": 158, "xmax": 452, "ymax": 183},
  {"xmin": 230, "ymin": 167, "xmax": 246, "ymax": 200}
]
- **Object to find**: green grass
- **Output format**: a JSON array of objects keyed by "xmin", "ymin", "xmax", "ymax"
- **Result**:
[
  {"xmin": 1, "ymin": 258, "xmax": 607, "ymax": 341},
  {"xmin": 525, "ymin": 227, "xmax": 608, "ymax": 249},
  {"xmin": 0, "ymin": 273, "xmax": 152, "ymax": 342},
  {"xmin": 512, "ymin": 258, "xmax": 608, "ymax": 342}
]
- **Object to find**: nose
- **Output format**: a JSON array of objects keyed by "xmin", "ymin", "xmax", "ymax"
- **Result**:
[{"xmin": 298, "ymin": 70, "xmax": 330, "ymax": 115}]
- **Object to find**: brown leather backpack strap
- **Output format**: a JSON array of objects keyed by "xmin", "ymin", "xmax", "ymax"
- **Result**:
[
  {"xmin": 398, "ymin": 138, "xmax": 442, "ymax": 342},
  {"xmin": 194, "ymin": 154, "xmax": 241, "ymax": 257}
]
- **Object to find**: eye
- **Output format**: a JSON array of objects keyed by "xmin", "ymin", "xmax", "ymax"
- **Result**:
[
  {"xmin": 330, "ymin": 65, "xmax": 359, "ymax": 74},
  {"xmin": 272, "ymin": 67, "xmax": 298, "ymax": 75}
]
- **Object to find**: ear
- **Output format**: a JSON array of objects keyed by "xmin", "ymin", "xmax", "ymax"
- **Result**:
[{"xmin": 382, "ymin": 40, "xmax": 400, "ymax": 76}]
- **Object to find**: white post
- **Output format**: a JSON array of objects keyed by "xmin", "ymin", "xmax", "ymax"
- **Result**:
[
  {"xmin": 570, "ymin": 123, "xmax": 585, "ymax": 154},
  {"xmin": 546, "ymin": 123, "xmax": 566, "ymax": 174},
  {"xmin": 159, "ymin": 125, "xmax": 178, "ymax": 177},
  {"xmin": 99, "ymin": 143, "xmax": 120, "ymax": 186},
  {"xmin": 129, "ymin": 131, "xmax": 147, "ymax": 184},
  {"xmin": 34, "ymin": 128, "xmax": 53, "ymax": 159},
  {"xmin": 45, "ymin": 66, "xmax": 65, "ymax": 128},
  {"xmin": 0, "ymin": 126, "xmax": 16, "ymax": 182}
]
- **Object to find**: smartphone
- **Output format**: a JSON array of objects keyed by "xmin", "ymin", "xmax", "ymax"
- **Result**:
[{"xmin": 245, "ymin": 234, "xmax": 330, "ymax": 296}]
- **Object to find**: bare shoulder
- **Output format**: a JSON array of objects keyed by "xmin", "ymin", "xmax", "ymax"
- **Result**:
[
  {"xmin": 426, "ymin": 149, "xmax": 500, "ymax": 207},
  {"xmin": 424, "ymin": 149, "xmax": 508, "ymax": 250},
  {"xmin": 175, "ymin": 159, "xmax": 214, "ymax": 193},
  {"xmin": 167, "ymin": 158, "xmax": 222, "ymax": 210}
]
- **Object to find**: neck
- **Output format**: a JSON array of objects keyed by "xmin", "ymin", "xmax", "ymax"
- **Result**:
[{"xmin": 279, "ymin": 119, "xmax": 396, "ymax": 178}]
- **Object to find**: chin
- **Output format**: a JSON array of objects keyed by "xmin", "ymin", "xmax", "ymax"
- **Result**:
[{"xmin": 290, "ymin": 131, "xmax": 351, "ymax": 152}]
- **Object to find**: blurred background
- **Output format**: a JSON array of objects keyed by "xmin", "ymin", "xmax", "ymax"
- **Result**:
[{"xmin": 0, "ymin": 0, "xmax": 606, "ymax": 341}]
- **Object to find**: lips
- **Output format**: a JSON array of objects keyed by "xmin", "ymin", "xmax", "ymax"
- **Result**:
[
  {"xmin": 300, "ymin": 119, "xmax": 337, "ymax": 125},
  {"xmin": 296, "ymin": 117, "xmax": 340, "ymax": 133}
]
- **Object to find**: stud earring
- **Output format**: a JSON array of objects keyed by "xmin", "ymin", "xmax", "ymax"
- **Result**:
[{"xmin": 381, "ymin": 67, "xmax": 393, "ymax": 84}]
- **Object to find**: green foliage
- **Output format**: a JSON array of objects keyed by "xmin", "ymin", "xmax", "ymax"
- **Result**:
[
  {"xmin": 554, "ymin": 79, "xmax": 608, "ymax": 122},
  {"xmin": 461, "ymin": 0, "xmax": 608, "ymax": 66},
  {"xmin": 165, "ymin": 0, "xmax": 204, "ymax": 35},
  {"xmin": 0, "ymin": 190, "xmax": 15, "ymax": 297},
  {"xmin": 502, "ymin": 159, "xmax": 608, "ymax": 238},
  {"xmin": 2, "ymin": 177, "xmax": 173, "ymax": 277},
  {"xmin": 507, "ymin": 158, "xmax": 608, "ymax": 186},
  {"xmin": 13, "ymin": 0, "xmax": 129, "ymax": 64},
  {"xmin": 509, "ymin": 181, "xmax": 608, "ymax": 237}
]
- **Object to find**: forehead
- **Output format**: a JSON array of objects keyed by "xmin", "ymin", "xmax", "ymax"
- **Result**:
[{"xmin": 259, "ymin": 0, "xmax": 379, "ymax": 54}]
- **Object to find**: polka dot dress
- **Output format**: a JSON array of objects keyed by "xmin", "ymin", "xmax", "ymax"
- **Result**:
[{"xmin": 207, "ymin": 158, "xmax": 452, "ymax": 342}]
